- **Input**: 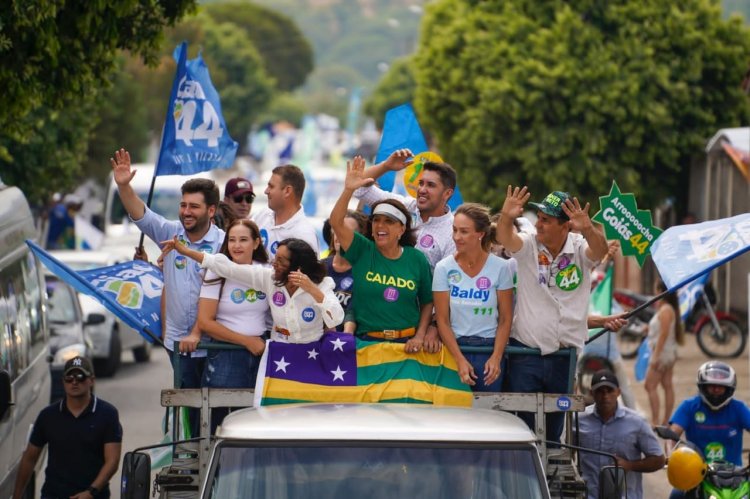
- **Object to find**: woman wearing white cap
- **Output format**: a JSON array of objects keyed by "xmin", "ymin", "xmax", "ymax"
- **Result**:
[{"xmin": 330, "ymin": 156, "xmax": 433, "ymax": 353}]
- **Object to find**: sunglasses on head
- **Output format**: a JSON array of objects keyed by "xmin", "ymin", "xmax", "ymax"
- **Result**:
[
  {"xmin": 64, "ymin": 373, "xmax": 89, "ymax": 383},
  {"xmin": 233, "ymin": 194, "xmax": 255, "ymax": 204}
]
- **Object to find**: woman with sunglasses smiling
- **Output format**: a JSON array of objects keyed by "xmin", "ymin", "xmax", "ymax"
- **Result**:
[
  {"xmin": 330, "ymin": 156, "xmax": 433, "ymax": 353},
  {"xmin": 161, "ymin": 236, "xmax": 343, "ymax": 344}
]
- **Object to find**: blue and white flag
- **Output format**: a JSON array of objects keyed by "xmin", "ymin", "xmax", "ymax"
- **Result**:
[
  {"xmin": 651, "ymin": 213, "xmax": 750, "ymax": 292},
  {"xmin": 155, "ymin": 42, "xmax": 238, "ymax": 176},
  {"xmin": 375, "ymin": 103, "xmax": 464, "ymax": 210},
  {"xmin": 27, "ymin": 241, "xmax": 163, "ymax": 344},
  {"xmin": 677, "ymin": 272, "xmax": 711, "ymax": 322}
]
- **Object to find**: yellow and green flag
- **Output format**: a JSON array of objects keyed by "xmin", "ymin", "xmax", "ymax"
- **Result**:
[{"xmin": 255, "ymin": 332, "xmax": 472, "ymax": 407}]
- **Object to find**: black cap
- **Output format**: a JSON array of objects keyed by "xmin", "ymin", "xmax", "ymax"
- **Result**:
[
  {"xmin": 591, "ymin": 369, "xmax": 619, "ymax": 391},
  {"xmin": 63, "ymin": 356, "xmax": 94, "ymax": 377}
]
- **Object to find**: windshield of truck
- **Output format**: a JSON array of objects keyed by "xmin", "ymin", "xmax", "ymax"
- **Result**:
[
  {"xmin": 109, "ymin": 190, "xmax": 181, "ymax": 225},
  {"xmin": 206, "ymin": 443, "xmax": 545, "ymax": 499}
]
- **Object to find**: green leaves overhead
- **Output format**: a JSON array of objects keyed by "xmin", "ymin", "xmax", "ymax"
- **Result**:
[{"xmin": 413, "ymin": 0, "xmax": 750, "ymax": 209}]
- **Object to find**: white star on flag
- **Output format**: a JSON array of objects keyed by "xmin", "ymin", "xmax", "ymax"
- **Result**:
[
  {"xmin": 274, "ymin": 357, "xmax": 290, "ymax": 373},
  {"xmin": 330, "ymin": 337, "xmax": 346, "ymax": 352},
  {"xmin": 307, "ymin": 348, "xmax": 319, "ymax": 360},
  {"xmin": 331, "ymin": 365, "xmax": 347, "ymax": 381}
]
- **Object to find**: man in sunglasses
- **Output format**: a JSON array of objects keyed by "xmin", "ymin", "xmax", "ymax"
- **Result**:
[
  {"xmin": 224, "ymin": 177, "xmax": 255, "ymax": 219},
  {"xmin": 13, "ymin": 356, "xmax": 122, "ymax": 499}
]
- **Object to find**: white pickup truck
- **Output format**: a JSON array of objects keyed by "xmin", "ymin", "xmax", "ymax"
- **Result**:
[{"xmin": 121, "ymin": 385, "xmax": 626, "ymax": 499}]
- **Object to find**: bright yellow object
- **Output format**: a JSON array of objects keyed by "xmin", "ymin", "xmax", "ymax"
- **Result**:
[
  {"xmin": 667, "ymin": 445, "xmax": 707, "ymax": 491},
  {"xmin": 403, "ymin": 152, "xmax": 443, "ymax": 197}
]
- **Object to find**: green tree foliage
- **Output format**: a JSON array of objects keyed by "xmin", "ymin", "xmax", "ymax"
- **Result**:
[
  {"xmin": 364, "ymin": 57, "xmax": 416, "ymax": 129},
  {"xmin": 83, "ymin": 59, "xmax": 150, "ymax": 185},
  {"xmin": 204, "ymin": 2, "xmax": 313, "ymax": 92},
  {"xmin": 414, "ymin": 0, "xmax": 750, "ymax": 209},
  {"xmin": 253, "ymin": 0, "xmax": 423, "ymax": 116},
  {"xmin": 257, "ymin": 93, "xmax": 309, "ymax": 126},
  {"xmin": 0, "ymin": 0, "xmax": 196, "ymax": 147}
]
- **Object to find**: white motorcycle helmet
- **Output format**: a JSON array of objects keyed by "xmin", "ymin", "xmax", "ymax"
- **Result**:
[{"xmin": 697, "ymin": 361, "xmax": 736, "ymax": 411}]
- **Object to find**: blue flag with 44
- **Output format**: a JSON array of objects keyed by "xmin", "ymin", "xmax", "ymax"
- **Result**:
[
  {"xmin": 155, "ymin": 41, "xmax": 238, "ymax": 176},
  {"xmin": 27, "ymin": 240, "xmax": 163, "ymax": 344}
]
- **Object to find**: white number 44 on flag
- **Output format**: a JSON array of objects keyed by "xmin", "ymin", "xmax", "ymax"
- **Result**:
[{"xmin": 174, "ymin": 99, "xmax": 223, "ymax": 147}]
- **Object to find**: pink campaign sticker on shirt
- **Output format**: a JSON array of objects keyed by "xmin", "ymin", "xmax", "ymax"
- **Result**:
[
  {"xmin": 272, "ymin": 291, "xmax": 286, "ymax": 306},
  {"xmin": 419, "ymin": 234, "xmax": 434, "ymax": 248},
  {"xmin": 383, "ymin": 287, "xmax": 399, "ymax": 302},
  {"xmin": 476, "ymin": 276, "xmax": 491, "ymax": 290}
]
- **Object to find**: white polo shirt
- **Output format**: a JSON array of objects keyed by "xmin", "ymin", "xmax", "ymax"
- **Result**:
[
  {"xmin": 354, "ymin": 185, "xmax": 455, "ymax": 270},
  {"xmin": 252, "ymin": 206, "xmax": 319, "ymax": 259},
  {"xmin": 511, "ymin": 231, "xmax": 598, "ymax": 354}
]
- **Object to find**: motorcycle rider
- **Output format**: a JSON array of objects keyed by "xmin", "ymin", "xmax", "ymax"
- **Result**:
[{"xmin": 667, "ymin": 361, "xmax": 750, "ymax": 498}]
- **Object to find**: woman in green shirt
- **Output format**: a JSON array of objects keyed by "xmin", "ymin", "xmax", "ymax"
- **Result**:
[{"xmin": 330, "ymin": 156, "xmax": 433, "ymax": 354}]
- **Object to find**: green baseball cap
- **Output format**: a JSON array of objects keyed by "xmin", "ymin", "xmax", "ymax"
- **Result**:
[{"xmin": 528, "ymin": 191, "xmax": 571, "ymax": 220}]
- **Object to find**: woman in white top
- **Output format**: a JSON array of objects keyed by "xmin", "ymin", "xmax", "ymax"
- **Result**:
[
  {"xmin": 433, "ymin": 203, "xmax": 514, "ymax": 391},
  {"xmin": 644, "ymin": 279, "xmax": 685, "ymax": 425},
  {"xmin": 162, "ymin": 236, "xmax": 344, "ymax": 344},
  {"xmin": 173, "ymin": 219, "xmax": 270, "ymax": 432}
]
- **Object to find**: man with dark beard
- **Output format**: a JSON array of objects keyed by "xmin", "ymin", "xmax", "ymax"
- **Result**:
[{"xmin": 110, "ymin": 149, "xmax": 223, "ymax": 435}]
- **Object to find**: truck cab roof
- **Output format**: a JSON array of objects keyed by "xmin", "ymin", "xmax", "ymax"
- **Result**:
[{"xmin": 217, "ymin": 403, "xmax": 537, "ymax": 443}]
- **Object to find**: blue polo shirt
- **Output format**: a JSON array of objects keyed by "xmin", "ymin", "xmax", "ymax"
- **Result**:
[
  {"xmin": 133, "ymin": 206, "xmax": 224, "ymax": 355},
  {"xmin": 30, "ymin": 396, "xmax": 122, "ymax": 498},
  {"xmin": 576, "ymin": 404, "xmax": 663, "ymax": 499},
  {"xmin": 670, "ymin": 395, "xmax": 750, "ymax": 465}
]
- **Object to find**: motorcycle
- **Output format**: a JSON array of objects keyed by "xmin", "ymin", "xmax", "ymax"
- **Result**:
[
  {"xmin": 655, "ymin": 425, "xmax": 750, "ymax": 498},
  {"xmin": 680, "ymin": 275, "xmax": 746, "ymax": 359},
  {"xmin": 612, "ymin": 274, "xmax": 746, "ymax": 359}
]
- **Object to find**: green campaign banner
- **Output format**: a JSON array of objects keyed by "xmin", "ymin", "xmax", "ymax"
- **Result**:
[{"xmin": 592, "ymin": 181, "xmax": 662, "ymax": 267}]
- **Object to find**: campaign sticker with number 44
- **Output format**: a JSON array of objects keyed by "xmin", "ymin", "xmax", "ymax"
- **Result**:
[{"xmin": 592, "ymin": 181, "xmax": 663, "ymax": 267}]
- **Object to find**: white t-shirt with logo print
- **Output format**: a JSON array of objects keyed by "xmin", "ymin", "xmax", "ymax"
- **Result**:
[
  {"xmin": 199, "ymin": 253, "xmax": 344, "ymax": 343},
  {"xmin": 199, "ymin": 267, "xmax": 271, "ymax": 337},
  {"xmin": 433, "ymin": 254, "xmax": 514, "ymax": 339}
]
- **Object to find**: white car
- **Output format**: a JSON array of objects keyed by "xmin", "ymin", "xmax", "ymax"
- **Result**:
[{"xmin": 49, "ymin": 250, "xmax": 152, "ymax": 377}]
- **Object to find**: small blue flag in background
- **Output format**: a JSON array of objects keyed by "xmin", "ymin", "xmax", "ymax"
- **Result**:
[
  {"xmin": 155, "ymin": 42, "xmax": 238, "ymax": 176},
  {"xmin": 27, "ymin": 240, "xmax": 163, "ymax": 344},
  {"xmin": 375, "ymin": 103, "xmax": 463, "ymax": 210},
  {"xmin": 651, "ymin": 213, "xmax": 750, "ymax": 292}
]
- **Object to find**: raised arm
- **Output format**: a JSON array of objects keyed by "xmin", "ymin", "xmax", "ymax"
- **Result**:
[
  {"xmin": 562, "ymin": 197, "xmax": 608, "ymax": 262},
  {"xmin": 161, "ymin": 236, "xmax": 270, "ymax": 289},
  {"xmin": 110, "ymin": 148, "xmax": 146, "ymax": 220},
  {"xmin": 331, "ymin": 156, "xmax": 373, "ymax": 252},
  {"xmin": 496, "ymin": 185, "xmax": 529, "ymax": 253},
  {"xmin": 361, "ymin": 148, "xmax": 413, "ymax": 182}
]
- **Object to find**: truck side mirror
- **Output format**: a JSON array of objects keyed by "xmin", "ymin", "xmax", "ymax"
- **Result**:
[
  {"xmin": 598, "ymin": 465, "xmax": 626, "ymax": 499},
  {"xmin": 0, "ymin": 370, "xmax": 12, "ymax": 421},
  {"xmin": 121, "ymin": 451, "xmax": 151, "ymax": 499}
]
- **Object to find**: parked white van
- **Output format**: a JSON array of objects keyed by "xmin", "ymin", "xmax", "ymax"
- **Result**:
[{"xmin": 0, "ymin": 182, "xmax": 51, "ymax": 498}]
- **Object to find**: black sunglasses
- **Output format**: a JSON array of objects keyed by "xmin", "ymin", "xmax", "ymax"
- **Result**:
[
  {"xmin": 64, "ymin": 373, "xmax": 89, "ymax": 383},
  {"xmin": 232, "ymin": 194, "xmax": 255, "ymax": 204}
]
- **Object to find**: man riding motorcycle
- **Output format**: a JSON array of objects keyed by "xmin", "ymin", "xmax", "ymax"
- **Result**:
[{"xmin": 667, "ymin": 361, "xmax": 750, "ymax": 498}]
